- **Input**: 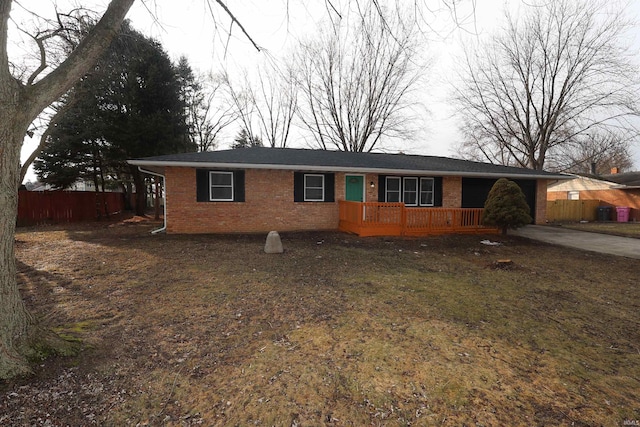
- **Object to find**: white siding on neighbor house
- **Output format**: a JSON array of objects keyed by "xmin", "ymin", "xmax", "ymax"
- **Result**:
[{"xmin": 548, "ymin": 176, "xmax": 618, "ymax": 192}]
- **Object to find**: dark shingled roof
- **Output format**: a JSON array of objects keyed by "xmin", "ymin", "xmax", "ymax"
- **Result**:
[
  {"xmin": 129, "ymin": 147, "xmax": 568, "ymax": 179},
  {"xmin": 599, "ymin": 172, "xmax": 640, "ymax": 188}
]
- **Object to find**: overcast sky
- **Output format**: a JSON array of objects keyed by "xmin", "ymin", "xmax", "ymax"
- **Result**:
[{"xmin": 14, "ymin": 0, "xmax": 640, "ymax": 181}]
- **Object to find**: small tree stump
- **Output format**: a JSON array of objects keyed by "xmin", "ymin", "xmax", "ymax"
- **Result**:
[{"xmin": 492, "ymin": 259, "xmax": 513, "ymax": 270}]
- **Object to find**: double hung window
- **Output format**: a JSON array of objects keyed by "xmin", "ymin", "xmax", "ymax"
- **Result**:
[
  {"xmin": 385, "ymin": 177, "xmax": 401, "ymax": 202},
  {"xmin": 304, "ymin": 174, "xmax": 325, "ymax": 201},
  {"xmin": 385, "ymin": 176, "xmax": 435, "ymax": 206},
  {"xmin": 419, "ymin": 178, "xmax": 434, "ymax": 206},
  {"xmin": 209, "ymin": 171, "xmax": 234, "ymax": 201}
]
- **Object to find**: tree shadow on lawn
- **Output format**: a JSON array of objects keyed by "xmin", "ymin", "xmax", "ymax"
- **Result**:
[{"xmin": 10, "ymin": 221, "xmax": 640, "ymax": 425}]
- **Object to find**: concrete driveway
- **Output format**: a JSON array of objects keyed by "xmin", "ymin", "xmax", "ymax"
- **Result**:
[{"xmin": 512, "ymin": 225, "xmax": 640, "ymax": 260}]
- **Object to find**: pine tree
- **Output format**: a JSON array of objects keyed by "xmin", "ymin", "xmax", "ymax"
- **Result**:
[
  {"xmin": 35, "ymin": 22, "xmax": 194, "ymax": 215},
  {"xmin": 483, "ymin": 178, "xmax": 532, "ymax": 235},
  {"xmin": 232, "ymin": 129, "xmax": 262, "ymax": 148}
]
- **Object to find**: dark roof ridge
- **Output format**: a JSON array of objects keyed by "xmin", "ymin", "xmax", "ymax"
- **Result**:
[{"xmin": 129, "ymin": 146, "xmax": 570, "ymax": 180}]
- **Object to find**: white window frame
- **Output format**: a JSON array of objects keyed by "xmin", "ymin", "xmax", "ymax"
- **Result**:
[
  {"xmin": 403, "ymin": 177, "xmax": 418, "ymax": 206},
  {"xmin": 304, "ymin": 174, "xmax": 325, "ymax": 201},
  {"xmin": 419, "ymin": 177, "xmax": 435, "ymax": 206},
  {"xmin": 385, "ymin": 177, "xmax": 401, "ymax": 203},
  {"xmin": 209, "ymin": 171, "xmax": 234, "ymax": 201},
  {"xmin": 568, "ymin": 191, "xmax": 580, "ymax": 200}
]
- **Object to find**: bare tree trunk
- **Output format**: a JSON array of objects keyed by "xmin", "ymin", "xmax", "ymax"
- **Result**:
[
  {"xmin": 0, "ymin": 0, "xmax": 135, "ymax": 379},
  {"xmin": 132, "ymin": 167, "xmax": 146, "ymax": 216},
  {"xmin": 92, "ymin": 164, "xmax": 102, "ymax": 220},
  {"xmin": 0, "ymin": 104, "xmax": 34, "ymax": 378},
  {"xmin": 19, "ymin": 102, "xmax": 71, "ymax": 183},
  {"xmin": 96, "ymin": 152, "xmax": 110, "ymax": 219},
  {"xmin": 154, "ymin": 176, "xmax": 161, "ymax": 220}
]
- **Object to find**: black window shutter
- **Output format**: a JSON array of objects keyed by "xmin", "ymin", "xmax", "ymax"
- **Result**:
[
  {"xmin": 434, "ymin": 177, "xmax": 443, "ymax": 207},
  {"xmin": 196, "ymin": 169, "xmax": 209, "ymax": 202},
  {"xmin": 234, "ymin": 170, "xmax": 245, "ymax": 202},
  {"xmin": 324, "ymin": 173, "xmax": 335, "ymax": 202},
  {"xmin": 378, "ymin": 175, "xmax": 386, "ymax": 202},
  {"xmin": 293, "ymin": 172, "xmax": 304, "ymax": 202}
]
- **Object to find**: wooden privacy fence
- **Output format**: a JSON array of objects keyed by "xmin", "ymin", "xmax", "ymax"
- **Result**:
[
  {"xmin": 17, "ymin": 190, "xmax": 125, "ymax": 226},
  {"xmin": 546, "ymin": 199, "xmax": 601, "ymax": 222},
  {"xmin": 339, "ymin": 201, "xmax": 498, "ymax": 237}
]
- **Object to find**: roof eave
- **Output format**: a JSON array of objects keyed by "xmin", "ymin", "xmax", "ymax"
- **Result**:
[
  {"xmin": 127, "ymin": 160, "xmax": 569, "ymax": 180},
  {"xmin": 612, "ymin": 184, "xmax": 640, "ymax": 189}
]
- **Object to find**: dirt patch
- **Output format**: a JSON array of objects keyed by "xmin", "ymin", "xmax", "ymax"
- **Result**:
[{"xmin": 2, "ymin": 219, "xmax": 639, "ymax": 426}]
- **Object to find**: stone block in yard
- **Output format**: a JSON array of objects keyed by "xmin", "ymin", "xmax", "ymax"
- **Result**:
[{"xmin": 264, "ymin": 231, "xmax": 283, "ymax": 254}]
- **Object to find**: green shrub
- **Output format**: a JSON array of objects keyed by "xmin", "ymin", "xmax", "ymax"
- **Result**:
[{"xmin": 483, "ymin": 178, "xmax": 532, "ymax": 235}]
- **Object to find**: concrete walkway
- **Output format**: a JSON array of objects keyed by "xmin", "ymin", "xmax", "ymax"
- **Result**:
[{"xmin": 512, "ymin": 225, "xmax": 640, "ymax": 260}]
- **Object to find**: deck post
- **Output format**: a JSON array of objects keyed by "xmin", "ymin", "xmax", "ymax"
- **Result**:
[{"xmin": 401, "ymin": 204, "xmax": 407, "ymax": 236}]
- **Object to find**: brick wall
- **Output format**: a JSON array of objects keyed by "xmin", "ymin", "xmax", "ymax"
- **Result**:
[
  {"xmin": 166, "ymin": 167, "xmax": 353, "ymax": 234},
  {"xmin": 547, "ymin": 191, "xmax": 566, "ymax": 201},
  {"xmin": 164, "ymin": 167, "xmax": 551, "ymax": 233},
  {"xmin": 534, "ymin": 180, "xmax": 547, "ymax": 224},
  {"xmin": 442, "ymin": 177, "xmax": 462, "ymax": 207}
]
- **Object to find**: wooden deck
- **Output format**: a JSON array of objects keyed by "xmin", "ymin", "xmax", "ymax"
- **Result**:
[{"xmin": 338, "ymin": 201, "xmax": 498, "ymax": 237}]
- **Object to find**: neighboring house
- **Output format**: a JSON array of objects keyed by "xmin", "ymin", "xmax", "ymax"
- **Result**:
[
  {"xmin": 548, "ymin": 170, "xmax": 640, "ymax": 221},
  {"xmin": 27, "ymin": 180, "xmax": 123, "ymax": 193},
  {"xmin": 128, "ymin": 147, "xmax": 567, "ymax": 235}
]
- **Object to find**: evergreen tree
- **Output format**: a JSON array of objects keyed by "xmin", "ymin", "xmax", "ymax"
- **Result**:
[
  {"xmin": 483, "ymin": 178, "xmax": 532, "ymax": 235},
  {"xmin": 34, "ymin": 22, "xmax": 193, "ymax": 215},
  {"xmin": 232, "ymin": 128, "xmax": 262, "ymax": 149}
]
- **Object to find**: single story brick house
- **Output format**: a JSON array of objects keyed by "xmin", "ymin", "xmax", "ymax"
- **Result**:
[{"xmin": 128, "ymin": 147, "xmax": 567, "ymax": 235}]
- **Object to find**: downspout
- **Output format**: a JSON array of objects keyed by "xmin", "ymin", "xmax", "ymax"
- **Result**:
[{"xmin": 137, "ymin": 167, "xmax": 167, "ymax": 234}]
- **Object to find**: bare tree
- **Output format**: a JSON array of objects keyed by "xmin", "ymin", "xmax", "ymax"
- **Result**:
[
  {"xmin": 1, "ymin": 0, "xmax": 135, "ymax": 379},
  {"xmin": 550, "ymin": 131, "xmax": 634, "ymax": 174},
  {"xmin": 294, "ymin": 3, "xmax": 425, "ymax": 152},
  {"xmin": 193, "ymin": 72, "xmax": 237, "ymax": 151},
  {"xmin": 453, "ymin": 0, "xmax": 640, "ymax": 170},
  {"xmin": 251, "ymin": 63, "xmax": 297, "ymax": 148},
  {"xmin": 222, "ymin": 70, "xmax": 261, "ymax": 145},
  {"xmin": 0, "ymin": 0, "xmax": 254, "ymax": 380},
  {"xmin": 178, "ymin": 59, "xmax": 235, "ymax": 152}
]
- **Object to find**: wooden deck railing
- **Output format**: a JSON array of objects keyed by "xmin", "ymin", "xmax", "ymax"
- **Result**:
[{"xmin": 338, "ymin": 201, "xmax": 498, "ymax": 237}]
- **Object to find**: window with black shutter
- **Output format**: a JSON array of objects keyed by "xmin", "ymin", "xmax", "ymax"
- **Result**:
[
  {"xmin": 196, "ymin": 169, "xmax": 245, "ymax": 202},
  {"xmin": 294, "ymin": 172, "xmax": 335, "ymax": 202}
]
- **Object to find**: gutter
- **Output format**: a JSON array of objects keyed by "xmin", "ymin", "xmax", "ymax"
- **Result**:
[
  {"xmin": 128, "ymin": 160, "xmax": 570, "ymax": 181},
  {"xmin": 137, "ymin": 167, "xmax": 167, "ymax": 234}
]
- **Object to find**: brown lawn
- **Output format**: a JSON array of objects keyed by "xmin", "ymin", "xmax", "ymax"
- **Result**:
[
  {"xmin": 561, "ymin": 222, "xmax": 640, "ymax": 239},
  {"xmin": 2, "ymin": 217, "xmax": 639, "ymax": 426}
]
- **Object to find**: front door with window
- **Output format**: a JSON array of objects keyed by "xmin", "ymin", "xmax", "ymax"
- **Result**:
[{"xmin": 345, "ymin": 175, "xmax": 364, "ymax": 202}]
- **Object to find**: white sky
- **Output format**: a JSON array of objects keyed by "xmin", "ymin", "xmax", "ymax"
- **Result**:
[{"xmin": 13, "ymin": 0, "xmax": 640, "ymax": 182}]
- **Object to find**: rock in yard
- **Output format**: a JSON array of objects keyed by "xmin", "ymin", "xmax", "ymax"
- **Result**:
[{"xmin": 264, "ymin": 231, "xmax": 284, "ymax": 254}]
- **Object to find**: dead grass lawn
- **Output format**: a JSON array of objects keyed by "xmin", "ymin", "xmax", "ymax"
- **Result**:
[
  {"xmin": 561, "ymin": 222, "xmax": 640, "ymax": 238},
  {"xmin": 2, "ymin": 218, "xmax": 639, "ymax": 426}
]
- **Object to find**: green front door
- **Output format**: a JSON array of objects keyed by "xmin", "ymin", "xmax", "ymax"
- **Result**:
[{"xmin": 345, "ymin": 175, "xmax": 364, "ymax": 202}]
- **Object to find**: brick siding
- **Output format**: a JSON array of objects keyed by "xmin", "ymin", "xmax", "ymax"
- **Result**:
[
  {"xmin": 534, "ymin": 180, "xmax": 547, "ymax": 224},
  {"xmin": 165, "ymin": 166, "xmax": 549, "ymax": 233},
  {"xmin": 442, "ymin": 177, "xmax": 462, "ymax": 207},
  {"xmin": 166, "ymin": 167, "xmax": 350, "ymax": 234}
]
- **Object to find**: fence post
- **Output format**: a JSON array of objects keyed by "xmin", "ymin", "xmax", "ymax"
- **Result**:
[{"xmin": 401, "ymin": 204, "xmax": 407, "ymax": 236}]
